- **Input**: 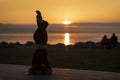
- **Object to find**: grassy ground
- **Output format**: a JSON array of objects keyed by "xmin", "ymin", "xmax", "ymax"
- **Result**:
[{"xmin": 0, "ymin": 47, "xmax": 120, "ymax": 72}]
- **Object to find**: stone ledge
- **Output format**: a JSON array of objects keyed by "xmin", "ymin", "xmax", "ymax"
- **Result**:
[{"xmin": 0, "ymin": 64, "xmax": 120, "ymax": 80}]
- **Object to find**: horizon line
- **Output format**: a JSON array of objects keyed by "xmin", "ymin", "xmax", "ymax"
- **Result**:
[{"xmin": 0, "ymin": 22, "xmax": 120, "ymax": 25}]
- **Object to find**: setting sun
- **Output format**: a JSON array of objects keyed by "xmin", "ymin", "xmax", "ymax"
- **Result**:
[{"xmin": 63, "ymin": 20, "xmax": 71, "ymax": 25}]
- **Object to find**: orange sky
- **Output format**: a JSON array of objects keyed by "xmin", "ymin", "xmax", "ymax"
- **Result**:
[{"xmin": 0, "ymin": 0, "xmax": 120, "ymax": 24}]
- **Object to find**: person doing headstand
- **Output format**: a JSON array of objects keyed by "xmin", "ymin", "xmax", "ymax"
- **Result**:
[{"xmin": 28, "ymin": 10, "xmax": 52, "ymax": 75}]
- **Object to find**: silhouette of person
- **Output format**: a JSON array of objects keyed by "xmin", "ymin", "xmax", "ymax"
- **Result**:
[
  {"xmin": 100, "ymin": 35, "xmax": 112, "ymax": 48},
  {"xmin": 28, "ymin": 10, "xmax": 52, "ymax": 75},
  {"xmin": 110, "ymin": 33, "xmax": 118, "ymax": 47},
  {"xmin": 33, "ymin": 10, "xmax": 48, "ymax": 44}
]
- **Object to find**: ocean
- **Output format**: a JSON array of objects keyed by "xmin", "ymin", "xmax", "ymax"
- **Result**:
[{"xmin": 0, "ymin": 23, "xmax": 120, "ymax": 45}]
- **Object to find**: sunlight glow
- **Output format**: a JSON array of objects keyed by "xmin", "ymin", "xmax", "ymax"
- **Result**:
[
  {"xmin": 63, "ymin": 20, "xmax": 71, "ymax": 25},
  {"xmin": 64, "ymin": 33, "xmax": 70, "ymax": 45}
]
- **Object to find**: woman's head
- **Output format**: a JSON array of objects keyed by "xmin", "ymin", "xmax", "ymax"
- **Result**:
[{"xmin": 104, "ymin": 35, "xmax": 107, "ymax": 39}]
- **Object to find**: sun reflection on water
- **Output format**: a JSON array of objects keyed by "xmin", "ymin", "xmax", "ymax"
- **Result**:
[{"xmin": 64, "ymin": 33, "xmax": 70, "ymax": 45}]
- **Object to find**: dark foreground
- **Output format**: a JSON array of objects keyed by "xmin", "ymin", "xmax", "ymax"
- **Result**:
[
  {"xmin": 0, "ymin": 64, "xmax": 120, "ymax": 80},
  {"xmin": 0, "ymin": 47, "xmax": 120, "ymax": 72}
]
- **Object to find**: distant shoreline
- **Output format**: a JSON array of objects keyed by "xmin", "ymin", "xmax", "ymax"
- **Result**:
[{"xmin": 0, "ymin": 41, "xmax": 120, "ymax": 48}]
